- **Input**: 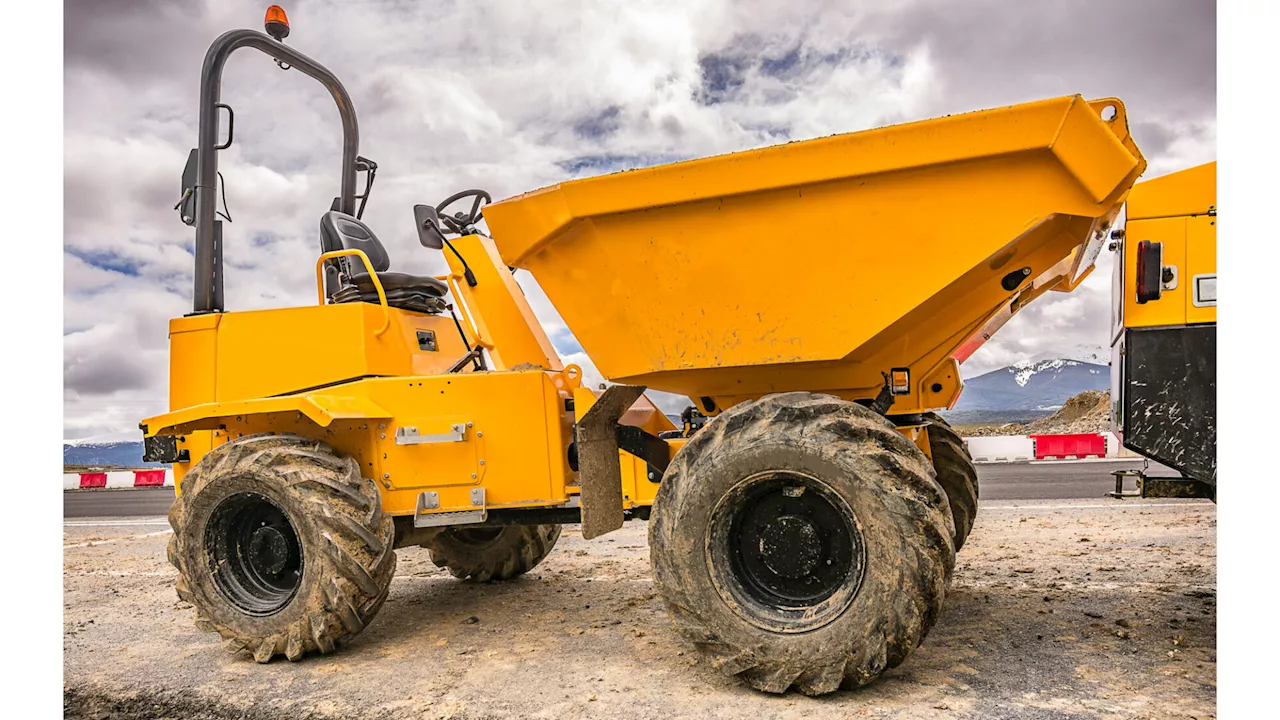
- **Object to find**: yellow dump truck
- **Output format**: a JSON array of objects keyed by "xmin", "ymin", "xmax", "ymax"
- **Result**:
[
  {"xmin": 1108, "ymin": 161, "xmax": 1216, "ymax": 499},
  {"xmin": 143, "ymin": 8, "xmax": 1147, "ymax": 695}
]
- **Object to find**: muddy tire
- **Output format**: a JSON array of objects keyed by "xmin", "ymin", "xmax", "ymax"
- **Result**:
[
  {"xmin": 167, "ymin": 433, "xmax": 396, "ymax": 663},
  {"xmin": 922, "ymin": 412, "xmax": 980, "ymax": 551},
  {"xmin": 426, "ymin": 525, "xmax": 561, "ymax": 582},
  {"xmin": 649, "ymin": 392, "xmax": 955, "ymax": 695}
]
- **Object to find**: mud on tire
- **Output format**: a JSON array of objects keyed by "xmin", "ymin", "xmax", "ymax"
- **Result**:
[
  {"xmin": 922, "ymin": 412, "xmax": 980, "ymax": 551},
  {"xmin": 649, "ymin": 392, "xmax": 956, "ymax": 695},
  {"xmin": 426, "ymin": 525, "xmax": 561, "ymax": 582},
  {"xmin": 167, "ymin": 433, "xmax": 396, "ymax": 663}
]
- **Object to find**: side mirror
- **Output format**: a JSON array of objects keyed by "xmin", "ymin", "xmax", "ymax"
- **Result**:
[{"xmin": 414, "ymin": 204, "xmax": 446, "ymax": 249}]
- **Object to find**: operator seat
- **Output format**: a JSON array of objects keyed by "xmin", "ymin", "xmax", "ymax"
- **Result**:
[{"xmin": 319, "ymin": 211, "xmax": 448, "ymax": 314}]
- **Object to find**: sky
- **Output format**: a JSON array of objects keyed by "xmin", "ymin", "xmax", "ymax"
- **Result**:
[{"xmin": 63, "ymin": 0, "xmax": 1216, "ymax": 441}]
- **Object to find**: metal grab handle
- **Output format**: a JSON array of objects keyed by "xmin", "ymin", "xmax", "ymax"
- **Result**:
[
  {"xmin": 214, "ymin": 103, "xmax": 234, "ymax": 150},
  {"xmin": 316, "ymin": 249, "xmax": 390, "ymax": 337}
]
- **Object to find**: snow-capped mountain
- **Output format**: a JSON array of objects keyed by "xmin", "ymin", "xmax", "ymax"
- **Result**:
[
  {"xmin": 63, "ymin": 441, "xmax": 161, "ymax": 468},
  {"xmin": 950, "ymin": 358, "xmax": 1109, "ymax": 414}
]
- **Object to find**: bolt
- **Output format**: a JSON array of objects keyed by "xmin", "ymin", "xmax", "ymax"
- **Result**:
[
  {"xmin": 182, "ymin": 215, "xmax": 192, "ymax": 223},
  {"xmin": 383, "ymin": 473, "xmax": 390, "ymax": 479},
  {"xmin": 479, "ymin": 459, "xmax": 485, "ymax": 466},
  {"xmin": 379, "ymin": 424, "xmax": 386, "ymax": 429},
  {"xmin": 467, "ymin": 422, "xmax": 473, "ymax": 428},
  {"xmin": 476, "ymin": 431, "xmax": 483, "ymax": 438},
  {"xmin": 471, "ymin": 473, "xmax": 477, "ymax": 479},
  {"xmin": 380, "ymin": 433, "xmax": 386, "ymax": 439}
]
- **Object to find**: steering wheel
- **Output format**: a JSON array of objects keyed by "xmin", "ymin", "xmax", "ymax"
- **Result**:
[{"xmin": 435, "ymin": 189, "xmax": 491, "ymax": 236}]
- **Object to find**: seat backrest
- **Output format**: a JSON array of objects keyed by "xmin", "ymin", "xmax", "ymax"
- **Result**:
[{"xmin": 320, "ymin": 211, "xmax": 391, "ymax": 277}]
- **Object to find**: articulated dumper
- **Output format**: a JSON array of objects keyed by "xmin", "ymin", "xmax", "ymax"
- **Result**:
[{"xmin": 143, "ymin": 8, "xmax": 1150, "ymax": 695}]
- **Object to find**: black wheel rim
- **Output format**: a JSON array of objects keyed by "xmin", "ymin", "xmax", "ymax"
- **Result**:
[
  {"xmin": 205, "ymin": 492, "xmax": 304, "ymax": 616},
  {"xmin": 707, "ymin": 471, "xmax": 866, "ymax": 632}
]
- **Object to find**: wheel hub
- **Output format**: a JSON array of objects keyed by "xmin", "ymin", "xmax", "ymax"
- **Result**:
[
  {"xmin": 205, "ymin": 492, "xmax": 304, "ymax": 616},
  {"xmin": 758, "ymin": 514, "xmax": 822, "ymax": 578},
  {"xmin": 708, "ymin": 470, "xmax": 867, "ymax": 632},
  {"xmin": 249, "ymin": 525, "xmax": 293, "ymax": 575}
]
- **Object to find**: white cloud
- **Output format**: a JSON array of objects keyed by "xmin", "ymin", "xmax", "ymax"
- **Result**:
[{"xmin": 64, "ymin": 0, "xmax": 1214, "ymax": 436}]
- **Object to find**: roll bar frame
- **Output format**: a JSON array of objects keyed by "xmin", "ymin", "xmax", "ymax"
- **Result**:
[{"xmin": 191, "ymin": 29, "xmax": 360, "ymax": 313}]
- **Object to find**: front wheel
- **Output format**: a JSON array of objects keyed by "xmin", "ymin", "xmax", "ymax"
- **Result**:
[
  {"xmin": 649, "ymin": 393, "xmax": 956, "ymax": 695},
  {"xmin": 167, "ymin": 434, "xmax": 396, "ymax": 663}
]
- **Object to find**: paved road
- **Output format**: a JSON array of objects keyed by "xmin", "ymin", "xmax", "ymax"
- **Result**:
[
  {"xmin": 976, "ymin": 457, "xmax": 1175, "ymax": 500},
  {"xmin": 64, "ymin": 487, "xmax": 175, "ymax": 518},
  {"xmin": 63, "ymin": 458, "xmax": 1179, "ymax": 517}
]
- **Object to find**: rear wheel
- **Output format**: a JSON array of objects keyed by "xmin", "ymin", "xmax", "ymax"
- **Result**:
[
  {"xmin": 650, "ymin": 393, "xmax": 955, "ymax": 695},
  {"xmin": 167, "ymin": 434, "xmax": 396, "ymax": 663},
  {"xmin": 426, "ymin": 525, "xmax": 561, "ymax": 582},
  {"xmin": 922, "ymin": 412, "xmax": 980, "ymax": 550}
]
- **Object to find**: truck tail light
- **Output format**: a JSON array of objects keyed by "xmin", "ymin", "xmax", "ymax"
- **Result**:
[{"xmin": 1135, "ymin": 240, "xmax": 1163, "ymax": 304}]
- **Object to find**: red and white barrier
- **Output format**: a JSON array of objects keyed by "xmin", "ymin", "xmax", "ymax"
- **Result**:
[
  {"xmin": 1030, "ymin": 433, "xmax": 1106, "ymax": 460},
  {"xmin": 963, "ymin": 433, "xmax": 1128, "ymax": 464},
  {"xmin": 64, "ymin": 469, "xmax": 175, "ymax": 490},
  {"xmin": 962, "ymin": 436, "xmax": 1035, "ymax": 463}
]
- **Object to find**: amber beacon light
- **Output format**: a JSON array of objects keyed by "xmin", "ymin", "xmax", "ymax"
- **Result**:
[{"xmin": 264, "ymin": 5, "xmax": 290, "ymax": 41}]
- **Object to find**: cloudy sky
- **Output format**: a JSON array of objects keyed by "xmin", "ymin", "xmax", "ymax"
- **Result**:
[{"xmin": 63, "ymin": 0, "xmax": 1215, "ymax": 440}]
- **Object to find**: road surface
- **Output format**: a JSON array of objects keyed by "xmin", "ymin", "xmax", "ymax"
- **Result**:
[
  {"xmin": 63, "ymin": 458, "xmax": 1177, "ymax": 517},
  {"xmin": 976, "ymin": 458, "xmax": 1175, "ymax": 501},
  {"xmin": 64, "ymin": 497, "xmax": 1216, "ymax": 720}
]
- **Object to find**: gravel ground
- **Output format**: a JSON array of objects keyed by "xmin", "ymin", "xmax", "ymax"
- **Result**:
[{"xmin": 64, "ymin": 499, "xmax": 1216, "ymax": 720}]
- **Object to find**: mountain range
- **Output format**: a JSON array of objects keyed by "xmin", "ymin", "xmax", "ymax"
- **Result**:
[
  {"xmin": 64, "ymin": 441, "xmax": 160, "ymax": 469},
  {"xmin": 942, "ymin": 358, "xmax": 1110, "ymax": 425}
]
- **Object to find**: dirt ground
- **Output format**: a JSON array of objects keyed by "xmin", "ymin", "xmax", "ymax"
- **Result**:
[{"xmin": 64, "ymin": 499, "xmax": 1216, "ymax": 720}]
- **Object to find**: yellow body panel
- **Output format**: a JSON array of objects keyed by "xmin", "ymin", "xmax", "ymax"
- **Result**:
[
  {"xmin": 156, "ymin": 303, "xmax": 469, "ymax": 492},
  {"xmin": 1120, "ymin": 162, "xmax": 1216, "ymax": 329},
  {"xmin": 485, "ymin": 96, "xmax": 1145, "ymax": 414},
  {"xmin": 148, "ymin": 370, "xmax": 577, "ymax": 516},
  {"xmin": 168, "ymin": 303, "xmax": 469, "ymax": 403},
  {"xmin": 443, "ymin": 235, "xmax": 563, "ymax": 370},
  {"xmin": 1126, "ymin": 161, "xmax": 1216, "ymax": 221}
]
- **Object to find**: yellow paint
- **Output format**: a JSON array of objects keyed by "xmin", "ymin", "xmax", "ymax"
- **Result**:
[
  {"xmin": 149, "ymin": 371, "xmax": 577, "ymax": 516},
  {"xmin": 485, "ymin": 95, "xmax": 1146, "ymax": 414},
  {"xmin": 1126, "ymin": 161, "xmax": 1216, "ymax": 221},
  {"xmin": 443, "ymin": 234, "xmax": 563, "ymax": 370},
  {"xmin": 1121, "ymin": 162, "xmax": 1216, "ymax": 329}
]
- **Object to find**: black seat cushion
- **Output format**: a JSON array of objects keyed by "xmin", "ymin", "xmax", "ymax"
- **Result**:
[
  {"xmin": 348, "ymin": 271, "xmax": 447, "ymax": 297},
  {"xmin": 331, "ymin": 285, "xmax": 447, "ymax": 315}
]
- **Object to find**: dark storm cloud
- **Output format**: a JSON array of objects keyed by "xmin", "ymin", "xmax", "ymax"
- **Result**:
[
  {"xmin": 64, "ymin": 343, "xmax": 153, "ymax": 395},
  {"xmin": 64, "ymin": 0, "xmax": 206, "ymax": 79},
  {"xmin": 573, "ymin": 106, "xmax": 624, "ymax": 139},
  {"xmin": 862, "ymin": 0, "xmax": 1215, "ymax": 120}
]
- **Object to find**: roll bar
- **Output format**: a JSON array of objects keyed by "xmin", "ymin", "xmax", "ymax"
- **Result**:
[{"xmin": 190, "ymin": 29, "xmax": 360, "ymax": 313}]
